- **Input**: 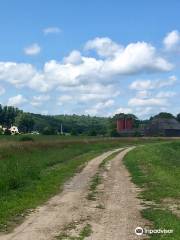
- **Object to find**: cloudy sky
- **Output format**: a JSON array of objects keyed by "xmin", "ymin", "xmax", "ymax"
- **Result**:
[{"xmin": 0, "ymin": 0, "xmax": 180, "ymax": 118}]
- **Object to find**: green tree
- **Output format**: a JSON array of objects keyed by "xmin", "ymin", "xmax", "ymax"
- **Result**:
[
  {"xmin": 42, "ymin": 126, "xmax": 57, "ymax": 135},
  {"xmin": 15, "ymin": 113, "xmax": 35, "ymax": 133}
]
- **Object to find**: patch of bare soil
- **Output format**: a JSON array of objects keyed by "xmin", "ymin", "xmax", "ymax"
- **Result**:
[{"xmin": 162, "ymin": 198, "xmax": 180, "ymax": 217}]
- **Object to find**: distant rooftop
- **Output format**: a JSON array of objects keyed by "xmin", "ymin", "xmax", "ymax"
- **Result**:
[{"xmin": 150, "ymin": 118, "xmax": 180, "ymax": 130}]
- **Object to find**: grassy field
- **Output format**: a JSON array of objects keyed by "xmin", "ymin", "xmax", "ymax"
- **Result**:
[
  {"xmin": 0, "ymin": 135, "xmax": 152, "ymax": 232},
  {"xmin": 124, "ymin": 141, "xmax": 180, "ymax": 240}
]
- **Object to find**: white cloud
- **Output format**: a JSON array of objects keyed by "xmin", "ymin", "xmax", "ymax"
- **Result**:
[
  {"xmin": 85, "ymin": 99, "xmax": 114, "ymax": 116},
  {"xmin": 135, "ymin": 107, "xmax": 153, "ymax": 117},
  {"xmin": 58, "ymin": 83, "xmax": 120, "ymax": 106},
  {"xmin": 7, "ymin": 94, "xmax": 27, "ymax": 107},
  {"xmin": 135, "ymin": 90, "xmax": 150, "ymax": 99},
  {"xmin": 0, "ymin": 62, "xmax": 36, "ymax": 86},
  {"xmin": 24, "ymin": 43, "xmax": 41, "ymax": 55},
  {"xmin": 129, "ymin": 75, "xmax": 177, "ymax": 91},
  {"xmin": 0, "ymin": 37, "xmax": 173, "ymax": 94},
  {"xmin": 163, "ymin": 30, "xmax": 180, "ymax": 51},
  {"xmin": 156, "ymin": 91, "xmax": 176, "ymax": 98},
  {"xmin": 114, "ymin": 107, "xmax": 133, "ymax": 114},
  {"xmin": 43, "ymin": 27, "xmax": 61, "ymax": 35},
  {"xmin": 31, "ymin": 95, "xmax": 50, "ymax": 107},
  {"xmin": 128, "ymin": 97, "xmax": 168, "ymax": 107},
  {"xmin": 85, "ymin": 37, "xmax": 122, "ymax": 57},
  {"xmin": 128, "ymin": 75, "xmax": 177, "ymax": 116},
  {"xmin": 57, "ymin": 95, "xmax": 73, "ymax": 106},
  {"xmin": 63, "ymin": 50, "xmax": 82, "ymax": 64},
  {"xmin": 0, "ymin": 86, "xmax": 5, "ymax": 95},
  {"xmin": 0, "ymin": 36, "xmax": 177, "ymax": 117},
  {"xmin": 101, "ymin": 42, "xmax": 173, "ymax": 74}
]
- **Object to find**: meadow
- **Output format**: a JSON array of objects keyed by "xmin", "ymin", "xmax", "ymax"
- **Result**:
[{"xmin": 124, "ymin": 141, "xmax": 180, "ymax": 240}]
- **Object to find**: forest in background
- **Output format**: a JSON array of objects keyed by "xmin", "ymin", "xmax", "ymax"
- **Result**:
[{"xmin": 0, "ymin": 104, "xmax": 180, "ymax": 136}]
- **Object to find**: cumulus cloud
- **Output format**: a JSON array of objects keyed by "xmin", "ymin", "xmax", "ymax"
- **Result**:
[
  {"xmin": 135, "ymin": 90, "xmax": 150, "ymax": 99},
  {"xmin": 24, "ymin": 43, "xmax": 41, "ymax": 55},
  {"xmin": 85, "ymin": 37, "xmax": 122, "ymax": 57},
  {"xmin": 57, "ymin": 95, "xmax": 73, "ymax": 106},
  {"xmin": 43, "ymin": 27, "xmax": 61, "ymax": 35},
  {"xmin": 7, "ymin": 94, "xmax": 27, "ymax": 107},
  {"xmin": 156, "ymin": 91, "xmax": 176, "ymax": 98},
  {"xmin": 128, "ymin": 97, "xmax": 168, "ymax": 107},
  {"xmin": 85, "ymin": 99, "xmax": 114, "ymax": 116},
  {"xmin": 58, "ymin": 83, "xmax": 120, "ymax": 105},
  {"xmin": 0, "ymin": 62, "xmax": 36, "ymax": 86},
  {"xmin": 63, "ymin": 50, "xmax": 82, "ymax": 64},
  {"xmin": 114, "ymin": 107, "xmax": 133, "ymax": 114},
  {"xmin": 128, "ymin": 76, "xmax": 177, "ymax": 109},
  {"xmin": 129, "ymin": 75, "xmax": 177, "ymax": 91},
  {"xmin": 163, "ymin": 30, "xmax": 180, "ymax": 51},
  {"xmin": 128, "ymin": 75, "xmax": 177, "ymax": 116},
  {"xmin": 31, "ymin": 95, "xmax": 50, "ymax": 107},
  {"xmin": 0, "ymin": 36, "xmax": 177, "ymax": 117},
  {"xmin": 0, "ymin": 38, "xmax": 173, "ymax": 94}
]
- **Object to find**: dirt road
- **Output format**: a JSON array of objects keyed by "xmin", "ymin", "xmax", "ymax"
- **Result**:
[{"xmin": 0, "ymin": 147, "xmax": 148, "ymax": 240}]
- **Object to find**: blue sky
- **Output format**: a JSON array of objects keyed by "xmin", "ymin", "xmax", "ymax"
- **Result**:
[{"xmin": 0, "ymin": 0, "xmax": 180, "ymax": 118}]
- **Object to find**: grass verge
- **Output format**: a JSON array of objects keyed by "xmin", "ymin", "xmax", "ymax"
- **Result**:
[{"xmin": 124, "ymin": 141, "xmax": 180, "ymax": 240}]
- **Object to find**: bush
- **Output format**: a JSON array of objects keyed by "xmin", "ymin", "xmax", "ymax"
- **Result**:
[{"xmin": 4, "ymin": 129, "xmax": 11, "ymax": 135}]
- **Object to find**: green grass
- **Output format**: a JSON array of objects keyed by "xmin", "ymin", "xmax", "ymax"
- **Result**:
[
  {"xmin": 87, "ymin": 173, "xmax": 102, "ymax": 201},
  {"xmin": 78, "ymin": 224, "xmax": 92, "ymax": 239},
  {"xmin": 124, "ymin": 141, "xmax": 180, "ymax": 239},
  {"xmin": 57, "ymin": 223, "xmax": 92, "ymax": 240},
  {"xmin": 0, "ymin": 137, "xmax": 134, "ymax": 231}
]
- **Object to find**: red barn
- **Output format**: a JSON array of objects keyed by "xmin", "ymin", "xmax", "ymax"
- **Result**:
[{"xmin": 117, "ymin": 118, "xmax": 133, "ymax": 133}]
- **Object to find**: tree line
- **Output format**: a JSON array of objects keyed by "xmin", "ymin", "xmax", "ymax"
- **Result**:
[
  {"xmin": 0, "ymin": 104, "xmax": 180, "ymax": 136},
  {"xmin": 0, "ymin": 105, "xmax": 110, "ymax": 135}
]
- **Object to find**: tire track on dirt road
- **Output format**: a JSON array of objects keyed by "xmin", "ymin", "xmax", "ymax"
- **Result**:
[{"xmin": 86, "ymin": 147, "xmax": 149, "ymax": 240}]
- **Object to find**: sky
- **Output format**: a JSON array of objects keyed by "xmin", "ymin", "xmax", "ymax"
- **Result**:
[{"xmin": 0, "ymin": 0, "xmax": 180, "ymax": 119}]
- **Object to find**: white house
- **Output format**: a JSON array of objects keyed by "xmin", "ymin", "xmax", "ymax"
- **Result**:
[{"xmin": 9, "ymin": 126, "xmax": 19, "ymax": 135}]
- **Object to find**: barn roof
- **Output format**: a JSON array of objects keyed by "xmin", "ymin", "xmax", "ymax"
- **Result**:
[{"xmin": 150, "ymin": 118, "xmax": 180, "ymax": 130}]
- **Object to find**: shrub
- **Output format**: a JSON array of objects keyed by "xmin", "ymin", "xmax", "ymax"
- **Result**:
[{"xmin": 4, "ymin": 129, "xmax": 11, "ymax": 135}]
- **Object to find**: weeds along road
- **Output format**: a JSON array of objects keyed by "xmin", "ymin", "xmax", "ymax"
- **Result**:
[{"xmin": 0, "ymin": 147, "xmax": 147, "ymax": 240}]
